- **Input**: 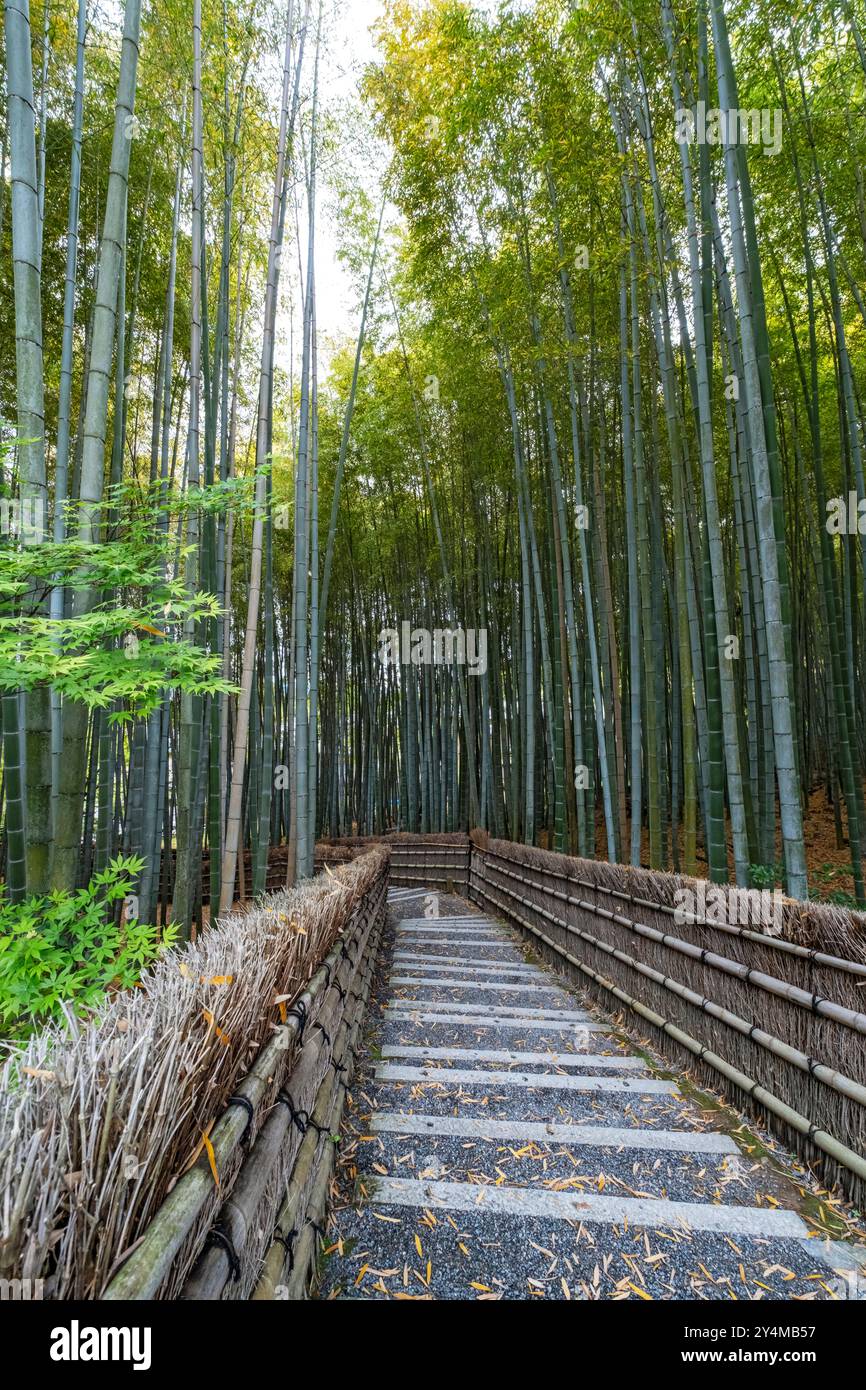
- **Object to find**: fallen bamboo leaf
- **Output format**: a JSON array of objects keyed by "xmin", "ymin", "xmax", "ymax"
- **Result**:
[
  {"xmin": 627, "ymin": 1281, "xmax": 653, "ymax": 1300},
  {"xmin": 202, "ymin": 1129, "xmax": 220, "ymax": 1189}
]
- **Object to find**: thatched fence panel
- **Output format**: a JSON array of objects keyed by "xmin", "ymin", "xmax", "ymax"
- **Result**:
[
  {"xmin": 470, "ymin": 837, "xmax": 866, "ymax": 1211},
  {"xmin": 316, "ymin": 833, "xmax": 471, "ymax": 893},
  {"xmin": 1, "ymin": 845, "xmax": 389, "ymax": 1300}
]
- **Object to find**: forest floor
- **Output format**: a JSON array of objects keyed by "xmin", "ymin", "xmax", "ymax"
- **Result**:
[
  {"xmin": 315, "ymin": 889, "xmax": 866, "ymax": 1301},
  {"xmin": 575, "ymin": 784, "xmax": 860, "ymax": 906}
]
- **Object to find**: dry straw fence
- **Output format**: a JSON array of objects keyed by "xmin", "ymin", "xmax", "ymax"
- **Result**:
[
  {"xmin": 470, "ymin": 835, "xmax": 866, "ymax": 1213},
  {"xmin": 7, "ymin": 827, "xmax": 866, "ymax": 1302},
  {"xmin": 0, "ymin": 844, "xmax": 388, "ymax": 1300},
  {"xmin": 316, "ymin": 832, "xmax": 471, "ymax": 893}
]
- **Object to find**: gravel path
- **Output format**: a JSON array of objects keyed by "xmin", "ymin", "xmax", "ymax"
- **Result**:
[{"xmin": 316, "ymin": 888, "xmax": 866, "ymax": 1301}]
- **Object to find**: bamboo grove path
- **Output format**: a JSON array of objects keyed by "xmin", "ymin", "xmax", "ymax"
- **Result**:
[{"xmin": 317, "ymin": 888, "xmax": 866, "ymax": 1301}]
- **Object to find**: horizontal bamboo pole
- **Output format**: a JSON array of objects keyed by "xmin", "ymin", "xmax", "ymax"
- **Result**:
[
  {"xmin": 473, "ymin": 881, "xmax": 866, "ymax": 1187},
  {"xmin": 102, "ymin": 868, "xmax": 388, "ymax": 1301},
  {"xmin": 391, "ymin": 850, "xmax": 463, "ymax": 856},
  {"xmin": 485, "ymin": 846, "xmax": 866, "ymax": 978},
  {"xmin": 390, "ymin": 850, "xmax": 470, "ymax": 859},
  {"xmin": 252, "ymin": 909, "xmax": 382, "ymax": 1299},
  {"xmin": 391, "ymin": 863, "xmax": 469, "ymax": 872},
  {"xmin": 486, "ymin": 855, "xmax": 866, "ymax": 1035}
]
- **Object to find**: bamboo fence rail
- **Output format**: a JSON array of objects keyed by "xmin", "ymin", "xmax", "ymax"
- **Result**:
[
  {"xmin": 533, "ymin": 859, "xmax": 866, "ymax": 977},
  {"xmin": 179, "ymin": 884, "xmax": 383, "ymax": 1299},
  {"xmin": 250, "ymin": 905, "xmax": 381, "ymax": 1299},
  {"xmin": 102, "ymin": 852, "xmax": 387, "ymax": 1299},
  {"xmin": 1, "ymin": 844, "xmax": 389, "ymax": 1299},
  {"xmin": 317, "ymin": 833, "xmax": 472, "ymax": 893},
  {"xmin": 469, "ymin": 836, "xmax": 866, "ymax": 1211}
]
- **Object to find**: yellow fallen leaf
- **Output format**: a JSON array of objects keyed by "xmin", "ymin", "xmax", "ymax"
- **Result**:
[
  {"xmin": 203, "ymin": 1129, "xmax": 220, "ymax": 1189},
  {"xmin": 202, "ymin": 1008, "xmax": 230, "ymax": 1045},
  {"xmin": 627, "ymin": 1281, "xmax": 652, "ymax": 1300}
]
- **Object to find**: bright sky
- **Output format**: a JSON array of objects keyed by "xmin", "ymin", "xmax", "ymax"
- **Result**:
[
  {"xmin": 281, "ymin": 0, "xmax": 527, "ymax": 371},
  {"xmin": 314, "ymin": 0, "xmax": 387, "ymax": 347},
  {"xmin": 310, "ymin": 0, "xmax": 521, "ymax": 346}
]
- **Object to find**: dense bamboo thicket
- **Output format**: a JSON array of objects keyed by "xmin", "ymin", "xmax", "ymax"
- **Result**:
[
  {"xmin": 1, "ymin": 0, "xmax": 866, "ymax": 947},
  {"xmin": 315, "ymin": 0, "xmax": 866, "ymax": 907}
]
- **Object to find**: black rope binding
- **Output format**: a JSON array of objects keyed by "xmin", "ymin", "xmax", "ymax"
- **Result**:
[
  {"xmin": 277, "ymin": 1089, "xmax": 309, "ymax": 1134},
  {"xmin": 316, "ymin": 1023, "xmax": 332, "ymax": 1047},
  {"xmin": 225, "ymin": 1093, "xmax": 255, "ymax": 1145},
  {"xmin": 204, "ymin": 1223, "xmax": 241, "ymax": 1282},
  {"xmin": 286, "ymin": 999, "xmax": 308, "ymax": 1042},
  {"xmin": 275, "ymin": 1228, "xmax": 297, "ymax": 1272}
]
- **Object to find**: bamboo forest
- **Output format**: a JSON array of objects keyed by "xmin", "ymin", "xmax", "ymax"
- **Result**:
[
  {"xmin": 5, "ymin": 0, "xmax": 866, "ymax": 928},
  {"xmin": 3, "ymin": 0, "xmax": 866, "ymax": 1321}
]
